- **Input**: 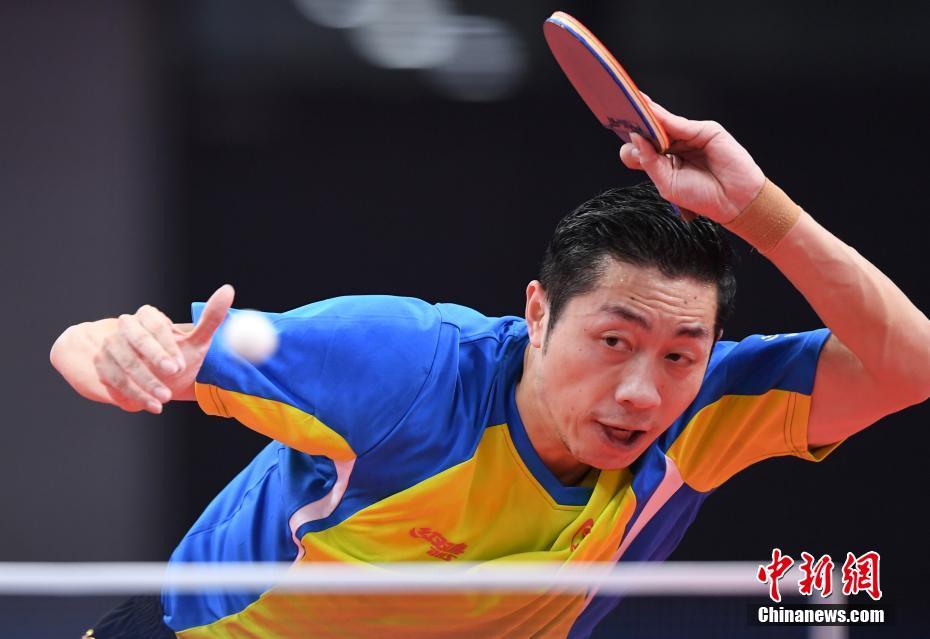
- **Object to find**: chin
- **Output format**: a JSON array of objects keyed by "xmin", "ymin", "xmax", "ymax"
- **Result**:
[
  {"xmin": 575, "ymin": 447, "xmax": 638, "ymax": 471},
  {"xmin": 588, "ymin": 456, "xmax": 636, "ymax": 471}
]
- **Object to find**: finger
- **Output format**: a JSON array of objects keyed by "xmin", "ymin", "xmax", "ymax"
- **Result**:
[
  {"xmin": 96, "ymin": 347, "xmax": 164, "ymax": 413},
  {"xmin": 137, "ymin": 305, "xmax": 185, "ymax": 370},
  {"xmin": 139, "ymin": 304, "xmax": 185, "ymax": 370},
  {"xmin": 94, "ymin": 349, "xmax": 144, "ymax": 412},
  {"xmin": 639, "ymin": 95, "xmax": 706, "ymax": 142},
  {"xmin": 120, "ymin": 311, "xmax": 182, "ymax": 376},
  {"xmin": 188, "ymin": 284, "xmax": 235, "ymax": 347},
  {"xmin": 105, "ymin": 334, "xmax": 173, "ymax": 403},
  {"xmin": 618, "ymin": 142, "xmax": 644, "ymax": 170},
  {"xmin": 102, "ymin": 383, "xmax": 159, "ymax": 414}
]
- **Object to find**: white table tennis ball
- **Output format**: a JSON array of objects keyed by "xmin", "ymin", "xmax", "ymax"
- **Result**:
[{"xmin": 224, "ymin": 311, "xmax": 279, "ymax": 364}]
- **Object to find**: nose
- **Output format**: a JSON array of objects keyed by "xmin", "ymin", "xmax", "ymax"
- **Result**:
[{"xmin": 613, "ymin": 356, "xmax": 661, "ymax": 410}]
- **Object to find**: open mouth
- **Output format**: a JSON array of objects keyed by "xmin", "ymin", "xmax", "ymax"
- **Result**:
[{"xmin": 597, "ymin": 422, "xmax": 645, "ymax": 447}]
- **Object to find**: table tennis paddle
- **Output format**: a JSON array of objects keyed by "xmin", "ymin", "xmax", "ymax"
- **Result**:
[
  {"xmin": 544, "ymin": 11, "xmax": 668, "ymax": 154},
  {"xmin": 545, "ymin": 11, "xmax": 696, "ymax": 220}
]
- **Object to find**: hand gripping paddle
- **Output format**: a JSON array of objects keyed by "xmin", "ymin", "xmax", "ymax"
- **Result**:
[{"xmin": 545, "ymin": 11, "xmax": 696, "ymax": 219}]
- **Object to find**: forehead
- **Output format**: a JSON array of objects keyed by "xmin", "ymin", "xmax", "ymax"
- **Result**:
[{"xmin": 566, "ymin": 259, "xmax": 718, "ymax": 325}]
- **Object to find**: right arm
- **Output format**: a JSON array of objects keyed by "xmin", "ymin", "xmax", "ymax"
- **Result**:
[{"xmin": 50, "ymin": 285, "xmax": 234, "ymax": 413}]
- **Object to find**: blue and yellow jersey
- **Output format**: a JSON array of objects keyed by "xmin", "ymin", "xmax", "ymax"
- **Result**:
[{"xmin": 162, "ymin": 295, "xmax": 838, "ymax": 638}]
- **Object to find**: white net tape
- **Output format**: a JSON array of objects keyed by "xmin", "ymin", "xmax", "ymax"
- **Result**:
[
  {"xmin": 0, "ymin": 562, "xmax": 851, "ymax": 639},
  {"xmin": 0, "ymin": 561, "xmax": 842, "ymax": 597}
]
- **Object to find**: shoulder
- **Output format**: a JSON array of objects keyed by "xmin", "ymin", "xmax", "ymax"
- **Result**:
[
  {"xmin": 434, "ymin": 302, "xmax": 526, "ymax": 343},
  {"xmin": 663, "ymin": 329, "xmax": 832, "ymax": 445},
  {"xmin": 296, "ymin": 297, "xmax": 523, "ymax": 376},
  {"xmin": 433, "ymin": 303, "xmax": 527, "ymax": 384},
  {"xmin": 274, "ymin": 295, "xmax": 447, "ymax": 420},
  {"xmin": 702, "ymin": 329, "xmax": 832, "ymax": 397},
  {"xmin": 194, "ymin": 295, "xmax": 449, "ymax": 457},
  {"xmin": 256, "ymin": 295, "xmax": 446, "ymax": 375},
  {"xmin": 279, "ymin": 294, "xmax": 442, "ymax": 332}
]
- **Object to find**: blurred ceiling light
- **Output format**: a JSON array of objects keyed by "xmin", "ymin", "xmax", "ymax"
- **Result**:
[
  {"xmin": 293, "ymin": 0, "xmax": 379, "ymax": 29},
  {"xmin": 427, "ymin": 16, "xmax": 525, "ymax": 102},
  {"xmin": 348, "ymin": 0, "xmax": 459, "ymax": 70}
]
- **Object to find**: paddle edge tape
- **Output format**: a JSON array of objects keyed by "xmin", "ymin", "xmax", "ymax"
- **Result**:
[{"xmin": 545, "ymin": 11, "xmax": 670, "ymax": 154}]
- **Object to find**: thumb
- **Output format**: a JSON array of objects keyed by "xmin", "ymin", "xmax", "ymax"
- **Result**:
[
  {"xmin": 618, "ymin": 142, "xmax": 644, "ymax": 170},
  {"xmin": 188, "ymin": 284, "xmax": 235, "ymax": 347},
  {"xmin": 630, "ymin": 132, "xmax": 675, "ymax": 186}
]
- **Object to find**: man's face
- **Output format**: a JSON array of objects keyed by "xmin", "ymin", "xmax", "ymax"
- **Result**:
[{"xmin": 526, "ymin": 259, "xmax": 719, "ymax": 471}]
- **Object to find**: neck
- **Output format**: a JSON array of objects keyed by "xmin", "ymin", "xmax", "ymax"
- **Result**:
[{"xmin": 515, "ymin": 343, "xmax": 591, "ymax": 486}]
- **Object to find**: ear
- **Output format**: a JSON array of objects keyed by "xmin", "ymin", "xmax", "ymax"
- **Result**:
[{"xmin": 524, "ymin": 280, "xmax": 549, "ymax": 349}]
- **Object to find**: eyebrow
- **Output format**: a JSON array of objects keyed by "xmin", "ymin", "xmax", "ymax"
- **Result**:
[{"xmin": 599, "ymin": 303, "xmax": 710, "ymax": 340}]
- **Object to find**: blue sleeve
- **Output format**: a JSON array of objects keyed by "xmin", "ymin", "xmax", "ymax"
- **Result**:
[
  {"xmin": 191, "ymin": 295, "xmax": 441, "ymax": 459},
  {"xmin": 708, "ymin": 329, "xmax": 832, "ymax": 397}
]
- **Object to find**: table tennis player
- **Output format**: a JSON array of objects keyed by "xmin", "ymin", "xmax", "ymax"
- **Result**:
[{"xmin": 51, "ymin": 97, "xmax": 929, "ymax": 638}]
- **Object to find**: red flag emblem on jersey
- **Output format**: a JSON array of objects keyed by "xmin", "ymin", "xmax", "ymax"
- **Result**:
[{"xmin": 571, "ymin": 519, "xmax": 594, "ymax": 551}]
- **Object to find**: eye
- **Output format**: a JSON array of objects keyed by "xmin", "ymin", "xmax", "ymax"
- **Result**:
[
  {"xmin": 666, "ymin": 352, "xmax": 693, "ymax": 365},
  {"xmin": 601, "ymin": 335, "xmax": 631, "ymax": 352}
]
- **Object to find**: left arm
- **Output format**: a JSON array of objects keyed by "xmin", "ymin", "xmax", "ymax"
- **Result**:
[
  {"xmin": 620, "ymin": 98, "xmax": 930, "ymax": 446},
  {"xmin": 758, "ymin": 196, "xmax": 930, "ymax": 446}
]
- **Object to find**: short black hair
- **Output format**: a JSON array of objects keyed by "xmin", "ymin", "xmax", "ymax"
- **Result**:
[{"xmin": 539, "ymin": 181, "xmax": 737, "ymax": 337}]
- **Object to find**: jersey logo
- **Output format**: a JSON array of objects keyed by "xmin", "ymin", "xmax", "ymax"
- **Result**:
[
  {"xmin": 409, "ymin": 527, "xmax": 467, "ymax": 561},
  {"xmin": 571, "ymin": 518, "xmax": 594, "ymax": 551}
]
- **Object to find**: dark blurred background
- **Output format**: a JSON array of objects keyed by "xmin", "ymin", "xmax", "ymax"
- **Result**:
[{"xmin": 2, "ymin": 0, "xmax": 927, "ymax": 636}]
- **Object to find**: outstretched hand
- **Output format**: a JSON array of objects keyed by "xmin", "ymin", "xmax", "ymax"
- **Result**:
[
  {"xmin": 618, "ymin": 96, "xmax": 766, "ymax": 224},
  {"xmin": 94, "ymin": 284, "xmax": 235, "ymax": 412}
]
